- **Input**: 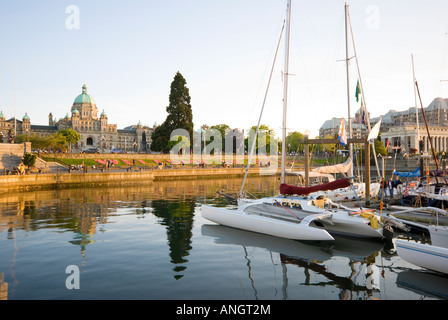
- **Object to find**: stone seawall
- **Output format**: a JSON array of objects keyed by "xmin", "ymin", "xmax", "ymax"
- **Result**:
[
  {"xmin": 0, "ymin": 167, "xmax": 261, "ymax": 194},
  {"xmin": 0, "ymin": 171, "xmax": 155, "ymax": 193}
]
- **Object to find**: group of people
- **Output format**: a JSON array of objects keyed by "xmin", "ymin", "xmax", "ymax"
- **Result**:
[{"xmin": 379, "ymin": 177, "xmax": 403, "ymax": 199}]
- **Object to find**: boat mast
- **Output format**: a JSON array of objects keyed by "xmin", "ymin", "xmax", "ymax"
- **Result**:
[
  {"xmin": 411, "ymin": 54, "xmax": 421, "ymax": 152},
  {"xmin": 281, "ymin": 0, "xmax": 292, "ymax": 184},
  {"xmin": 347, "ymin": 8, "xmax": 381, "ymax": 179},
  {"xmin": 345, "ymin": 3, "xmax": 354, "ymax": 178}
]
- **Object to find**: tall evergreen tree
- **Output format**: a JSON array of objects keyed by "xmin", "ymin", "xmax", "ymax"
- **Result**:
[{"xmin": 151, "ymin": 72, "xmax": 193, "ymax": 153}]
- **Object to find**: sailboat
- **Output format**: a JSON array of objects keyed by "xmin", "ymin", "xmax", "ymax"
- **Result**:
[
  {"xmin": 395, "ymin": 221, "xmax": 448, "ymax": 275},
  {"xmin": 288, "ymin": 158, "xmax": 381, "ymax": 201},
  {"xmin": 201, "ymin": 1, "xmax": 394, "ymax": 241}
]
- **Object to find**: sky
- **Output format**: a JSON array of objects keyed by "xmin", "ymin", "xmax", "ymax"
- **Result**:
[{"xmin": 1, "ymin": 0, "xmax": 448, "ymax": 138}]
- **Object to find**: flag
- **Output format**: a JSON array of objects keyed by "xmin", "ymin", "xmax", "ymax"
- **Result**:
[
  {"xmin": 361, "ymin": 100, "xmax": 366, "ymax": 124},
  {"xmin": 355, "ymin": 80, "xmax": 361, "ymax": 102},
  {"xmin": 403, "ymin": 183, "xmax": 409, "ymax": 197},
  {"xmin": 367, "ymin": 117, "xmax": 382, "ymax": 141},
  {"xmin": 338, "ymin": 118, "xmax": 347, "ymax": 146}
]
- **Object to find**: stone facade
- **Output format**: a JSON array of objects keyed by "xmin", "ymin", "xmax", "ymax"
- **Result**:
[
  {"xmin": 319, "ymin": 98, "xmax": 448, "ymax": 155},
  {"xmin": 372, "ymin": 98, "xmax": 448, "ymax": 154},
  {"xmin": 0, "ymin": 84, "xmax": 156, "ymax": 153}
]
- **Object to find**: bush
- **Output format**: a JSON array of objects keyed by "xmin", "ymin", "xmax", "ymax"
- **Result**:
[{"xmin": 22, "ymin": 153, "xmax": 37, "ymax": 168}]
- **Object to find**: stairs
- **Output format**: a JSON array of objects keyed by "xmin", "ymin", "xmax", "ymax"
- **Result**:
[{"xmin": 34, "ymin": 157, "xmax": 69, "ymax": 173}]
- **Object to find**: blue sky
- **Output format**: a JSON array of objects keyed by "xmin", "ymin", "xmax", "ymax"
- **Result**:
[{"xmin": 1, "ymin": 0, "xmax": 448, "ymax": 137}]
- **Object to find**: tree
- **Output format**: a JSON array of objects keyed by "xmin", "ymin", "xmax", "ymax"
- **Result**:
[
  {"xmin": 285, "ymin": 131, "xmax": 304, "ymax": 154},
  {"xmin": 374, "ymin": 139, "xmax": 387, "ymax": 156},
  {"xmin": 22, "ymin": 152, "xmax": 37, "ymax": 169},
  {"xmin": 374, "ymin": 133, "xmax": 387, "ymax": 156},
  {"xmin": 210, "ymin": 124, "xmax": 230, "ymax": 153},
  {"xmin": 245, "ymin": 124, "xmax": 278, "ymax": 155},
  {"xmin": 59, "ymin": 129, "xmax": 81, "ymax": 152},
  {"xmin": 151, "ymin": 72, "xmax": 193, "ymax": 153}
]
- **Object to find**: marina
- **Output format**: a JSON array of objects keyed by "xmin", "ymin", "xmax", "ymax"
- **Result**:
[
  {"xmin": 1, "ymin": 0, "xmax": 448, "ymax": 305},
  {"xmin": 0, "ymin": 176, "xmax": 447, "ymax": 300}
]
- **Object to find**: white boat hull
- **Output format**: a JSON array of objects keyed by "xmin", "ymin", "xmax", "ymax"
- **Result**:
[
  {"xmin": 324, "ymin": 212, "xmax": 383, "ymax": 239},
  {"xmin": 240, "ymin": 196, "xmax": 384, "ymax": 239},
  {"xmin": 201, "ymin": 205, "xmax": 335, "ymax": 241},
  {"xmin": 395, "ymin": 239, "xmax": 448, "ymax": 275},
  {"xmin": 428, "ymin": 225, "xmax": 448, "ymax": 248}
]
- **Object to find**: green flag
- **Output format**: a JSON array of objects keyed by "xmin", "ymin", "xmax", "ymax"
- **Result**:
[{"xmin": 355, "ymin": 80, "xmax": 361, "ymax": 102}]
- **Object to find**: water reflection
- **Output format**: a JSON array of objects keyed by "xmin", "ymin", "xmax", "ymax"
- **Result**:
[
  {"xmin": 0, "ymin": 176, "xmax": 446, "ymax": 300},
  {"xmin": 396, "ymin": 269, "xmax": 448, "ymax": 299},
  {"xmin": 0, "ymin": 177, "xmax": 268, "ymax": 295},
  {"xmin": 151, "ymin": 199, "xmax": 195, "ymax": 279},
  {"xmin": 201, "ymin": 224, "xmax": 385, "ymax": 300}
]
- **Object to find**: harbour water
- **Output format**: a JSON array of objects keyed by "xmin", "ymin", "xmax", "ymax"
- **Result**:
[{"xmin": 0, "ymin": 175, "xmax": 447, "ymax": 301}]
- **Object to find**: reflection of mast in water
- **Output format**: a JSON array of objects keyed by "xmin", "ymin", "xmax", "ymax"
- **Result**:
[
  {"xmin": 242, "ymin": 246, "xmax": 258, "ymax": 300},
  {"xmin": 280, "ymin": 254, "xmax": 379, "ymax": 300}
]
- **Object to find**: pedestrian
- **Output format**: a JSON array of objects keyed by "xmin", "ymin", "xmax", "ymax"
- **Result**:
[
  {"xmin": 379, "ymin": 178, "xmax": 385, "ymax": 199},
  {"xmin": 388, "ymin": 178, "xmax": 394, "ymax": 198}
]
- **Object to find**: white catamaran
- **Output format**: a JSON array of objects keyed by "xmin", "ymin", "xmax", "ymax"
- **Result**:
[{"xmin": 201, "ymin": 1, "xmax": 398, "ymax": 241}]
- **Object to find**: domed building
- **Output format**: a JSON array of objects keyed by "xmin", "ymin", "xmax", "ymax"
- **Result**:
[{"xmin": 1, "ymin": 83, "xmax": 154, "ymax": 152}]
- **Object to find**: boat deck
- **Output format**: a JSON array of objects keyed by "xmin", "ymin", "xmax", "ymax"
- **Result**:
[{"xmin": 243, "ymin": 203, "xmax": 311, "ymax": 224}]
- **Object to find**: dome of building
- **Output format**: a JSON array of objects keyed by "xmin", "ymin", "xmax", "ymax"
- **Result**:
[
  {"xmin": 23, "ymin": 113, "xmax": 30, "ymax": 121},
  {"xmin": 74, "ymin": 84, "xmax": 96, "ymax": 105},
  {"xmin": 72, "ymin": 108, "xmax": 79, "ymax": 115}
]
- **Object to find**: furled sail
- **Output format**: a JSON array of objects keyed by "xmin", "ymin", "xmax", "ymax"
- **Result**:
[
  {"xmin": 311, "ymin": 158, "xmax": 352, "ymax": 174},
  {"xmin": 280, "ymin": 178, "xmax": 351, "ymax": 196}
]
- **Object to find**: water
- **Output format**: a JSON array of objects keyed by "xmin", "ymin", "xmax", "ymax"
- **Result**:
[{"xmin": 0, "ymin": 176, "xmax": 447, "ymax": 301}]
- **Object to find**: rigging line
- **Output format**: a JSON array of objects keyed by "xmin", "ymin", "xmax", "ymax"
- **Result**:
[
  {"xmin": 291, "ymin": 14, "xmax": 316, "ymax": 113},
  {"xmin": 439, "ymin": 30, "xmax": 448, "ymax": 96},
  {"xmin": 248, "ymin": 7, "xmax": 290, "ymax": 123},
  {"xmin": 347, "ymin": 9, "xmax": 381, "ymax": 179},
  {"xmin": 240, "ymin": 19, "xmax": 286, "ymax": 197}
]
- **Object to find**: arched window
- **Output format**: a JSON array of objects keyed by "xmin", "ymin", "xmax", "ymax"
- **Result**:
[{"xmin": 86, "ymin": 137, "xmax": 93, "ymax": 146}]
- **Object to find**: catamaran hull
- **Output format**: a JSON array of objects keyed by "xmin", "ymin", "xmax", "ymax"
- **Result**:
[
  {"xmin": 395, "ymin": 239, "xmax": 448, "ymax": 275},
  {"xmin": 201, "ymin": 205, "xmax": 334, "ymax": 241},
  {"xmin": 238, "ymin": 196, "xmax": 384, "ymax": 239},
  {"xmin": 321, "ymin": 215, "xmax": 383, "ymax": 239}
]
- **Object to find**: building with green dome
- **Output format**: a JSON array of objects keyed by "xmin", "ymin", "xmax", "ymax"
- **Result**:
[{"xmin": 0, "ymin": 83, "xmax": 155, "ymax": 152}]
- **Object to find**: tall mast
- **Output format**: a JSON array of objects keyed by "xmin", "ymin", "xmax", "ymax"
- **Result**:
[
  {"xmin": 14, "ymin": 66, "xmax": 17, "ymax": 136},
  {"xmin": 345, "ymin": 3, "xmax": 354, "ymax": 178},
  {"xmin": 281, "ymin": 0, "xmax": 292, "ymax": 184},
  {"xmin": 347, "ymin": 7, "xmax": 381, "ymax": 178},
  {"xmin": 411, "ymin": 54, "xmax": 420, "ymax": 152}
]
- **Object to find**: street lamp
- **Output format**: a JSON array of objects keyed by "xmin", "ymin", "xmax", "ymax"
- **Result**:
[{"xmin": 101, "ymin": 135, "xmax": 106, "ymax": 153}]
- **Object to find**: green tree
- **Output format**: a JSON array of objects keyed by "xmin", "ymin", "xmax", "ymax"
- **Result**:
[
  {"xmin": 22, "ymin": 152, "xmax": 37, "ymax": 169},
  {"xmin": 59, "ymin": 129, "xmax": 81, "ymax": 152},
  {"xmin": 374, "ymin": 139, "xmax": 387, "ymax": 156},
  {"xmin": 245, "ymin": 124, "xmax": 278, "ymax": 155},
  {"xmin": 210, "ymin": 124, "xmax": 230, "ymax": 153},
  {"xmin": 285, "ymin": 131, "xmax": 304, "ymax": 154},
  {"xmin": 151, "ymin": 72, "xmax": 193, "ymax": 153}
]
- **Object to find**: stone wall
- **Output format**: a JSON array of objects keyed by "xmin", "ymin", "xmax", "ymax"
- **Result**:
[
  {"xmin": 0, "ymin": 167, "xmax": 261, "ymax": 194},
  {"xmin": 0, "ymin": 142, "xmax": 31, "ymax": 171}
]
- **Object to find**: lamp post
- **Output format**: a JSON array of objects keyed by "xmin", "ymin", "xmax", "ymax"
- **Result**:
[{"xmin": 101, "ymin": 135, "xmax": 106, "ymax": 153}]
